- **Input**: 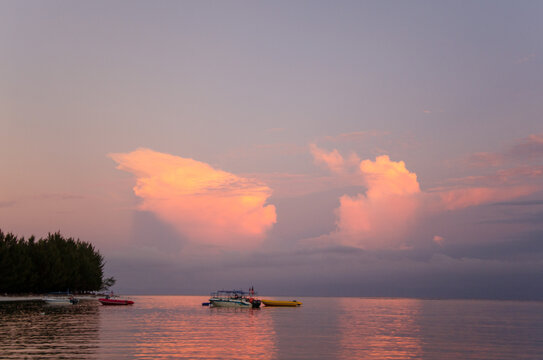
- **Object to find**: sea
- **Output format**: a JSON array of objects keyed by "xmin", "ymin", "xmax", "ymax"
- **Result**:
[{"xmin": 1, "ymin": 296, "xmax": 542, "ymax": 359}]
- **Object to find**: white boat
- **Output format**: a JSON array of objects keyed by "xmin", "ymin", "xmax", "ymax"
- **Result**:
[
  {"xmin": 209, "ymin": 289, "xmax": 261, "ymax": 308},
  {"xmin": 209, "ymin": 297, "xmax": 252, "ymax": 307},
  {"xmin": 43, "ymin": 297, "xmax": 79, "ymax": 305}
]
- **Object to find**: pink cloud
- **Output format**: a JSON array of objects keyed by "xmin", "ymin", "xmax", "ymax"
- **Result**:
[
  {"xmin": 509, "ymin": 133, "xmax": 543, "ymax": 159},
  {"xmin": 109, "ymin": 148, "xmax": 276, "ymax": 248},
  {"xmin": 333, "ymin": 155, "xmax": 421, "ymax": 249},
  {"xmin": 312, "ymin": 148, "xmax": 540, "ymax": 250},
  {"xmin": 433, "ymin": 235, "xmax": 445, "ymax": 245},
  {"xmin": 438, "ymin": 186, "xmax": 537, "ymax": 211},
  {"xmin": 435, "ymin": 165, "xmax": 543, "ymax": 189},
  {"xmin": 309, "ymin": 144, "xmax": 362, "ymax": 178},
  {"xmin": 360, "ymin": 155, "xmax": 420, "ymax": 197},
  {"xmin": 458, "ymin": 133, "xmax": 543, "ymax": 171},
  {"xmin": 335, "ymin": 192, "xmax": 420, "ymax": 249},
  {"xmin": 309, "ymin": 144, "xmax": 346, "ymax": 174}
]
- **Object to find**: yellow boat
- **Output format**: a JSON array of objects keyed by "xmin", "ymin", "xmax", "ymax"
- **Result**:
[{"xmin": 261, "ymin": 299, "xmax": 302, "ymax": 307}]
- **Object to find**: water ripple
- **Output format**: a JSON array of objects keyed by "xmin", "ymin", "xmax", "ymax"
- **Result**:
[{"xmin": 1, "ymin": 296, "xmax": 543, "ymax": 359}]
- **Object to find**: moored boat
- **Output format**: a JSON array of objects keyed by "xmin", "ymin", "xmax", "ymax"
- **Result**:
[
  {"xmin": 43, "ymin": 296, "xmax": 79, "ymax": 305},
  {"xmin": 261, "ymin": 299, "xmax": 302, "ymax": 307},
  {"xmin": 98, "ymin": 298, "xmax": 134, "ymax": 305},
  {"xmin": 209, "ymin": 288, "xmax": 261, "ymax": 308},
  {"xmin": 98, "ymin": 293, "xmax": 134, "ymax": 305}
]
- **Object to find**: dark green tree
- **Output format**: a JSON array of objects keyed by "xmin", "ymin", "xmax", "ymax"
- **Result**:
[{"xmin": 0, "ymin": 230, "xmax": 113, "ymax": 294}]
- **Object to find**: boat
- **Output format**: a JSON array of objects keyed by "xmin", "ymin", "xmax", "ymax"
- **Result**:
[
  {"xmin": 261, "ymin": 299, "xmax": 302, "ymax": 307},
  {"xmin": 98, "ymin": 294, "xmax": 134, "ymax": 305},
  {"xmin": 98, "ymin": 298, "xmax": 134, "ymax": 305},
  {"xmin": 43, "ymin": 296, "xmax": 79, "ymax": 305},
  {"xmin": 209, "ymin": 288, "xmax": 261, "ymax": 308}
]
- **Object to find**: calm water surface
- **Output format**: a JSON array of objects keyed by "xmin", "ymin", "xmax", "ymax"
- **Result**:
[{"xmin": 1, "ymin": 296, "xmax": 542, "ymax": 359}]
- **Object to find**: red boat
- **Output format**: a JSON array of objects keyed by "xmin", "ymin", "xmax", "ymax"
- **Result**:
[{"xmin": 98, "ymin": 297, "xmax": 134, "ymax": 305}]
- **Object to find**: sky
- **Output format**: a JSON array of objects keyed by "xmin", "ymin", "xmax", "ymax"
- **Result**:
[{"xmin": 1, "ymin": 0, "xmax": 542, "ymax": 299}]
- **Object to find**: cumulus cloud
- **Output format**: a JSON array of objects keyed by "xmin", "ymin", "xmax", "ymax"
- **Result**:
[
  {"xmin": 333, "ymin": 155, "xmax": 421, "ymax": 249},
  {"xmin": 360, "ymin": 156, "xmax": 420, "ymax": 197},
  {"xmin": 309, "ymin": 146, "xmax": 423, "ymax": 249},
  {"xmin": 109, "ymin": 148, "xmax": 276, "ymax": 248},
  {"xmin": 309, "ymin": 143, "xmax": 361, "ymax": 176},
  {"xmin": 310, "ymin": 145, "xmax": 540, "ymax": 250},
  {"xmin": 309, "ymin": 143, "xmax": 346, "ymax": 174}
]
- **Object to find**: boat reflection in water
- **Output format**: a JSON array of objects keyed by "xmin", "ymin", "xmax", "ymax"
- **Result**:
[
  {"xmin": 131, "ymin": 296, "xmax": 276, "ymax": 359},
  {"xmin": 4, "ymin": 295, "xmax": 542, "ymax": 359}
]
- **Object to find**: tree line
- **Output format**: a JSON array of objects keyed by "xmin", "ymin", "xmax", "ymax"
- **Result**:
[{"xmin": 0, "ymin": 230, "xmax": 115, "ymax": 294}]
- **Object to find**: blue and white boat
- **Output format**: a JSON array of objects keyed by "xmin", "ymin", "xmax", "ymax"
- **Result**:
[{"xmin": 209, "ymin": 289, "xmax": 261, "ymax": 308}]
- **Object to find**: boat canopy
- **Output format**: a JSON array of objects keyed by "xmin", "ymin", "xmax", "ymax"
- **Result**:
[{"xmin": 210, "ymin": 289, "xmax": 258, "ymax": 297}]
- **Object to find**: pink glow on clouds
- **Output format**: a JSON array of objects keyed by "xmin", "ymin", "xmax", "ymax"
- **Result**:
[
  {"xmin": 460, "ymin": 133, "xmax": 543, "ymax": 170},
  {"xmin": 109, "ymin": 148, "xmax": 276, "ymax": 248},
  {"xmin": 433, "ymin": 235, "xmax": 445, "ymax": 245},
  {"xmin": 334, "ymin": 155, "xmax": 421, "ymax": 249},
  {"xmin": 309, "ymin": 143, "xmax": 346, "ymax": 174},
  {"xmin": 336, "ymin": 192, "xmax": 421, "ymax": 249},
  {"xmin": 360, "ymin": 155, "xmax": 420, "ymax": 197},
  {"xmin": 510, "ymin": 133, "xmax": 543, "ymax": 159},
  {"xmin": 438, "ymin": 186, "xmax": 537, "ymax": 211},
  {"xmin": 309, "ymin": 143, "xmax": 361, "ymax": 176},
  {"xmin": 309, "ymin": 145, "xmax": 540, "ymax": 250}
]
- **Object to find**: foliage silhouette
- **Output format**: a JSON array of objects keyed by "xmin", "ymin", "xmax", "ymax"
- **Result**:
[{"xmin": 0, "ymin": 230, "xmax": 113, "ymax": 294}]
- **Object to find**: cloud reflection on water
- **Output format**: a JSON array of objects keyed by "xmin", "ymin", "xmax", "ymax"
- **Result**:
[
  {"xmin": 127, "ymin": 296, "xmax": 276, "ymax": 359},
  {"xmin": 338, "ymin": 298, "xmax": 423, "ymax": 359}
]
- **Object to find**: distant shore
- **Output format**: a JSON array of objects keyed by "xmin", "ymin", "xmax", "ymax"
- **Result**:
[{"xmin": 0, "ymin": 294, "xmax": 101, "ymax": 302}]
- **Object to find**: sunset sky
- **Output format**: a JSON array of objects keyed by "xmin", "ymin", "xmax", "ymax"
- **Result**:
[{"xmin": 1, "ymin": 1, "xmax": 542, "ymax": 298}]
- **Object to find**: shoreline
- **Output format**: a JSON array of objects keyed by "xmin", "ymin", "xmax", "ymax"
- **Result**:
[{"xmin": 0, "ymin": 295, "xmax": 100, "ymax": 302}]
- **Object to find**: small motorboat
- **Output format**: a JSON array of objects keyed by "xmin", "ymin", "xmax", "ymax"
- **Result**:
[
  {"xmin": 208, "ymin": 287, "xmax": 261, "ymax": 308},
  {"xmin": 98, "ymin": 295, "xmax": 134, "ymax": 305},
  {"xmin": 98, "ymin": 298, "xmax": 134, "ymax": 305},
  {"xmin": 43, "ymin": 297, "xmax": 79, "ymax": 305},
  {"xmin": 261, "ymin": 299, "xmax": 302, "ymax": 307}
]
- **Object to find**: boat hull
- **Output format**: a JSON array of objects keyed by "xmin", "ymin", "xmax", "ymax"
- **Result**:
[
  {"xmin": 209, "ymin": 299, "xmax": 252, "ymax": 308},
  {"xmin": 43, "ymin": 298, "xmax": 78, "ymax": 305},
  {"xmin": 262, "ymin": 299, "xmax": 302, "ymax": 307},
  {"xmin": 98, "ymin": 298, "xmax": 134, "ymax": 305}
]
